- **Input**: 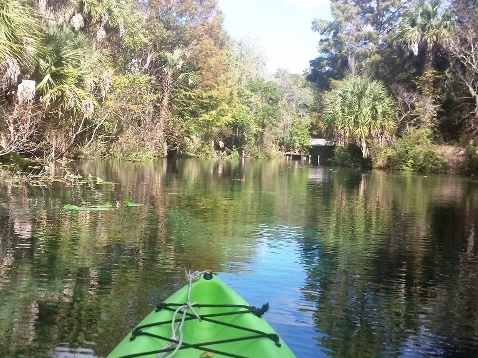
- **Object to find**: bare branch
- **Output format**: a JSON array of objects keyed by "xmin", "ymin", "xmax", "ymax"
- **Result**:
[{"xmin": 0, "ymin": 102, "xmax": 41, "ymax": 156}]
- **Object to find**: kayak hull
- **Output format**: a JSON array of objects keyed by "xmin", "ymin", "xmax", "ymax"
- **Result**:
[{"xmin": 107, "ymin": 272, "xmax": 296, "ymax": 357}]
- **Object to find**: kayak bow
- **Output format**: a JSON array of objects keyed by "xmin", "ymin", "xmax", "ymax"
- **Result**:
[{"xmin": 107, "ymin": 271, "xmax": 296, "ymax": 358}]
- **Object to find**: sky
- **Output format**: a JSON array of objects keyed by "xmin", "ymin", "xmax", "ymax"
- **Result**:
[{"xmin": 217, "ymin": 0, "xmax": 332, "ymax": 74}]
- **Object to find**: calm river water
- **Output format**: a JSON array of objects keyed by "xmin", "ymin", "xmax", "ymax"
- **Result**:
[{"xmin": 1, "ymin": 159, "xmax": 478, "ymax": 357}]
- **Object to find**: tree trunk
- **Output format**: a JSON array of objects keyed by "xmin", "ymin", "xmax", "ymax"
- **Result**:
[{"xmin": 158, "ymin": 69, "xmax": 173, "ymax": 157}]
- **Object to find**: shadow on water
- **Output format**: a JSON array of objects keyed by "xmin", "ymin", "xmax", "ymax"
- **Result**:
[{"xmin": 0, "ymin": 160, "xmax": 477, "ymax": 357}]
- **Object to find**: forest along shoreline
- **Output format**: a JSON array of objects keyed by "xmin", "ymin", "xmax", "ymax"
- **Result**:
[
  {"xmin": 3, "ymin": 1, "xmax": 478, "ymax": 177},
  {"xmin": 0, "ymin": 143, "xmax": 474, "ymax": 184}
]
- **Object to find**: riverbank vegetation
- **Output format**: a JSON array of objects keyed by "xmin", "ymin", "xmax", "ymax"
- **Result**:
[
  {"xmin": 2, "ymin": 0, "xmax": 478, "ymax": 175},
  {"xmin": 309, "ymin": 0, "xmax": 478, "ymax": 174},
  {"xmin": 0, "ymin": 0, "xmax": 313, "ymax": 170}
]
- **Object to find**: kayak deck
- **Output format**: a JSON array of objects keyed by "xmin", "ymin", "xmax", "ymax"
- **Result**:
[{"xmin": 107, "ymin": 272, "xmax": 296, "ymax": 357}]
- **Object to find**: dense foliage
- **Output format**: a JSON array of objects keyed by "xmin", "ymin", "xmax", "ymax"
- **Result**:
[
  {"xmin": 0, "ymin": 0, "xmax": 313, "ymax": 165},
  {"xmin": 2, "ymin": 0, "xmax": 478, "ymax": 173},
  {"xmin": 308, "ymin": 0, "xmax": 478, "ymax": 172},
  {"xmin": 323, "ymin": 77, "xmax": 396, "ymax": 158}
]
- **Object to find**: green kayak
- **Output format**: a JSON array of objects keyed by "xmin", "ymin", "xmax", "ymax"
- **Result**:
[{"xmin": 107, "ymin": 271, "xmax": 296, "ymax": 358}]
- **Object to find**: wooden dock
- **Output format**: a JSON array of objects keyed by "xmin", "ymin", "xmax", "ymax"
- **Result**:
[{"xmin": 285, "ymin": 152, "xmax": 310, "ymax": 161}]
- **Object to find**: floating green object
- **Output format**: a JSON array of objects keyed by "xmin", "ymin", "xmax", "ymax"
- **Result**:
[
  {"xmin": 63, "ymin": 198, "xmax": 142, "ymax": 211},
  {"xmin": 63, "ymin": 204, "xmax": 80, "ymax": 210},
  {"xmin": 123, "ymin": 197, "xmax": 143, "ymax": 207},
  {"xmin": 107, "ymin": 272, "xmax": 296, "ymax": 358},
  {"xmin": 63, "ymin": 202, "xmax": 114, "ymax": 211}
]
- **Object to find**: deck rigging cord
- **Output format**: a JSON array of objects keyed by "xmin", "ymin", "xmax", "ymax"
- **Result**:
[
  {"xmin": 157, "ymin": 269, "xmax": 204, "ymax": 358},
  {"xmin": 122, "ymin": 270, "xmax": 280, "ymax": 358}
]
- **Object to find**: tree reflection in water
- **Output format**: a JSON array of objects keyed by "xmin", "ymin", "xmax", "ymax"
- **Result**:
[{"xmin": 0, "ymin": 161, "xmax": 477, "ymax": 357}]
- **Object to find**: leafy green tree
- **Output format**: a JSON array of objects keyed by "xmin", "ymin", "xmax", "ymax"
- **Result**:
[
  {"xmin": 323, "ymin": 77, "xmax": 397, "ymax": 158},
  {"xmin": 34, "ymin": 0, "xmax": 131, "ymax": 40},
  {"xmin": 180, "ymin": 35, "xmax": 271, "ymax": 158},
  {"xmin": 126, "ymin": 0, "xmax": 228, "ymax": 157},
  {"xmin": 274, "ymin": 70, "xmax": 313, "ymax": 152},
  {"xmin": 0, "ymin": 0, "xmax": 42, "ymax": 88},
  {"xmin": 286, "ymin": 114, "xmax": 311, "ymax": 153},
  {"xmin": 94, "ymin": 72, "xmax": 158, "ymax": 159},
  {"xmin": 382, "ymin": 127, "xmax": 446, "ymax": 172},
  {"xmin": 396, "ymin": 0, "xmax": 453, "ymax": 75},
  {"xmin": 225, "ymin": 79, "xmax": 282, "ymax": 157},
  {"xmin": 161, "ymin": 2, "xmax": 231, "ymax": 155},
  {"xmin": 394, "ymin": 0, "xmax": 454, "ymax": 129},
  {"xmin": 34, "ymin": 26, "xmax": 111, "ymax": 159},
  {"xmin": 245, "ymin": 79, "xmax": 282, "ymax": 155},
  {"xmin": 308, "ymin": 0, "xmax": 405, "ymax": 90},
  {"xmin": 157, "ymin": 48, "xmax": 196, "ymax": 156},
  {"xmin": 0, "ymin": 1, "xmax": 43, "ymax": 157}
]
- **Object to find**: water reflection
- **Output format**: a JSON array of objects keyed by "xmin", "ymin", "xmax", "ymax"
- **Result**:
[
  {"xmin": 301, "ymin": 169, "xmax": 478, "ymax": 357},
  {"xmin": 0, "ymin": 160, "xmax": 477, "ymax": 357}
]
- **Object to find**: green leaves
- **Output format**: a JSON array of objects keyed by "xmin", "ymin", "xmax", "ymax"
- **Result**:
[
  {"xmin": 323, "ymin": 77, "xmax": 397, "ymax": 158},
  {"xmin": 0, "ymin": 0, "xmax": 42, "ymax": 69},
  {"xmin": 383, "ymin": 127, "xmax": 446, "ymax": 172},
  {"xmin": 36, "ymin": 26, "xmax": 96, "ymax": 113},
  {"xmin": 395, "ymin": 0, "xmax": 453, "ymax": 67},
  {"xmin": 310, "ymin": 0, "xmax": 402, "ymax": 87}
]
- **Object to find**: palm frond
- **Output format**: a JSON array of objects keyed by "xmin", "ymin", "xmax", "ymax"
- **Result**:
[{"xmin": 0, "ymin": 0, "xmax": 42, "ymax": 68}]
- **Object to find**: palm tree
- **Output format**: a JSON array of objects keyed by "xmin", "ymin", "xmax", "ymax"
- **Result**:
[
  {"xmin": 35, "ymin": 25, "xmax": 102, "ymax": 159},
  {"xmin": 395, "ymin": 0, "xmax": 454, "ymax": 128},
  {"xmin": 36, "ymin": 26, "xmax": 97, "ymax": 115},
  {"xmin": 0, "ymin": 0, "xmax": 42, "ymax": 87},
  {"xmin": 396, "ymin": 0, "xmax": 453, "ymax": 74},
  {"xmin": 323, "ymin": 77, "xmax": 397, "ymax": 158}
]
